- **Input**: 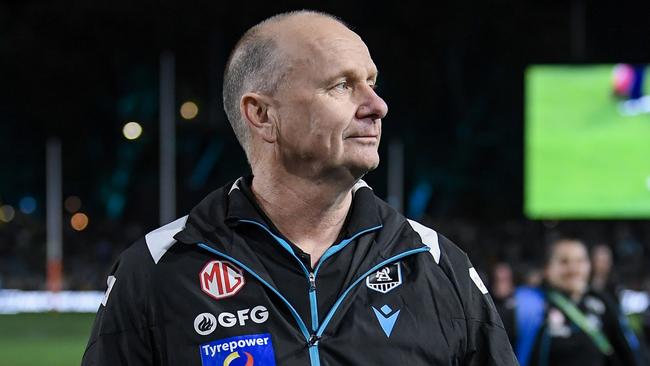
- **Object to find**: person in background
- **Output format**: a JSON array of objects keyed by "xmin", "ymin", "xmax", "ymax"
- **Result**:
[
  {"xmin": 512, "ymin": 238, "xmax": 647, "ymax": 366},
  {"xmin": 491, "ymin": 262, "xmax": 516, "ymax": 347},
  {"xmin": 613, "ymin": 63, "xmax": 649, "ymax": 116},
  {"xmin": 591, "ymin": 244, "xmax": 620, "ymax": 304}
]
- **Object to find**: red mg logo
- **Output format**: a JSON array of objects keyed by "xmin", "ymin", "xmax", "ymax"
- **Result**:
[{"xmin": 200, "ymin": 260, "xmax": 245, "ymax": 300}]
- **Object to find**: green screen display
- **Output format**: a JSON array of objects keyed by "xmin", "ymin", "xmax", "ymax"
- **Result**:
[{"xmin": 525, "ymin": 64, "xmax": 650, "ymax": 219}]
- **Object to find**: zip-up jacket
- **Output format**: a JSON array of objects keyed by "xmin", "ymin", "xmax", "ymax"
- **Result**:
[{"xmin": 82, "ymin": 178, "xmax": 518, "ymax": 366}]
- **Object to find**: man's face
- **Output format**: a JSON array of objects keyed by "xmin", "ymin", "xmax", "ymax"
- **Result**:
[
  {"xmin": 545, "ymin": 240, "xmax": 591, "ymax": 296},
  {"xmin": 270, "ymin": 19, "xmax": 388, "ymax": 178}
]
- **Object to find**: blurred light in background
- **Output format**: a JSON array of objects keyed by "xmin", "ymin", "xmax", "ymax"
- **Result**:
[
  {"xmin": 19, "ymin": 196, "xmax": 37, "ymax": 214},
  {"xmin": 122, "ymin": 122, "xmax": 143, "ymax": 140},
  {"xmin": 106, "ymin": 193, "xmax": 126, "ymax": 219},
  {"xmin": 180, "ymin": 101, "xmax": 198, "ymax": 120},
  {"xmin": 70, "ymin": 212, "xmax": 89, "ymax": 231},
  {"xmin": 64, "ymin": 196, "xmax": 82, "ymax": 213},
  {"xmin": 407, "ymin": 181, "xmax": 433, "ymax": 220},
  {"xmin": 0, "ymin": 205, "xmax": 16, "ymax": 223}
]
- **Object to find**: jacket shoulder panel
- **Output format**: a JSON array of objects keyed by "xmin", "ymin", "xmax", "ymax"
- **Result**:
[
  {"xmin": 144, "ymin": 215, "xmax": 188, "ymax": 264},
  {"xmin": 406, "ymin": 218, "xmax": 440, "ymax": 263}
]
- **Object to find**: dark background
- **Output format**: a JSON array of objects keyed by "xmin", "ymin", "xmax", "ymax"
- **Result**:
[{"xmin": 1, "ymin": 0, "xmax": 650, "ymax": 289}]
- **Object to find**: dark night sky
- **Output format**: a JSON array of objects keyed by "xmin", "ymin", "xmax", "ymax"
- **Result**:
[{"xmin": 1, "ymin": 0, "xmax": 649, "ymax": 229}]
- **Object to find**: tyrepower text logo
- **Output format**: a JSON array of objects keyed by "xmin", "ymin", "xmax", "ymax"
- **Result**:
[
  {"xmin": 199, "ymin": 333, "xmax": 276, "ymax": 365},
  {"xmin": 200, "ymin": 260, "xmax": 246, "ymax": 300}
]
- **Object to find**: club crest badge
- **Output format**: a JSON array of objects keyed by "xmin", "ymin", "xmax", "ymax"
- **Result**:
[{"xmin": 366, "ymin": 262, "xmax": 402, "ymax": 294}]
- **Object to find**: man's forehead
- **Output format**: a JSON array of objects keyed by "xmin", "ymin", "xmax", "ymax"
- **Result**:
[
  {"xmin": 308, "ymin": 35, "xmax": 370, "ymax": 59},
  {"xmin": 269, "ymin": 15, "xmax": 374, "ymax": 67}
]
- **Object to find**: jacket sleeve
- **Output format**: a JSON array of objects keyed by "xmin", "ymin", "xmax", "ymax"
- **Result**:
[
  {"xmin": 438, "ymin": 236, "xmax": 520, "ymax": 366},
  {"xmin": 81, "ymin": 240, "xmax": 154, "ymax": 366}
]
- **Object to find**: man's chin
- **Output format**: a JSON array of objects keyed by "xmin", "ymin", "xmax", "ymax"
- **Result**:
[{"xmin": 346, "ymin": 157, "xmax": 379, "ymax": 179}]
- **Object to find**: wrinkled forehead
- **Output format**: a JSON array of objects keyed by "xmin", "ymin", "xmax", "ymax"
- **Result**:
[{"xmin": 307, "ymin": 35, "xmax": 374, "ymax": 67}]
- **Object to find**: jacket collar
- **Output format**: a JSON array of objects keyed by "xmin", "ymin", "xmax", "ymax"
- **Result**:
[{"xmin": 225, "ymin": 176, "xmax": 382, "ymax": 241}]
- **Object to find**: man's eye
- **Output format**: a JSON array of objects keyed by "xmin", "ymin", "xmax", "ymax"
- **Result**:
[{"xmin": 333, "ymin": 81, "xmax": 350, "ymax": 90}]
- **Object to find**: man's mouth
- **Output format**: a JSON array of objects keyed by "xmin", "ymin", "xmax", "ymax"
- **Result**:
[
  {"xmin": 346, "ymin": 134, "xmax": 378, "ymax": 139},
  {"xmin": 346, "ymin": 136, "xmax": 378, "ymax": 144}
]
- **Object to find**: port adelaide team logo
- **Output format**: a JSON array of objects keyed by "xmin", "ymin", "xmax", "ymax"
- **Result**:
[
  {"xmin": 200, "ymin": 260, "xmax": 246, "ymax": 300},
  {"xmin": 366, "ymin": 262, "xmax": 402, "ymax": 294}
]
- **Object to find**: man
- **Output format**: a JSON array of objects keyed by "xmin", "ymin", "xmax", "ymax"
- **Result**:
[{"xmin": 82, "ymin": 10, "xmax": 517, "ymax": 365}]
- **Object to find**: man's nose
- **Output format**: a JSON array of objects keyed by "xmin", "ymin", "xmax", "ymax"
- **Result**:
[{"xmin": 356, "ymin": 84, "xmax": 388, "ymax": 121}]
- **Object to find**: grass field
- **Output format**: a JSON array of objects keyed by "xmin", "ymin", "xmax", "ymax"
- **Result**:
[
  {"xmin": 0, "ymin": 313, "xmax": 95, "ymax": 366},
  {"xmin": 525, "ymin": 65, "xmax": 650, "ymax": 218}
]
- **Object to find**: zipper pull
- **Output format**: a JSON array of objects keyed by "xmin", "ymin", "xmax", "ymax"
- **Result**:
[
  {"xmin": 309, "ymin": 272, "xmax": 316, "ymax": 291},
  {"xmin": 308, "ymin": 334, "xmax": 320, "ymax": 347}
]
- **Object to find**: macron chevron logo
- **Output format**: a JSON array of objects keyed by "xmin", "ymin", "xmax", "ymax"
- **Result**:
[{"xmin": 372, "ymin": 305, "xmax": 400, "ymax": 338}]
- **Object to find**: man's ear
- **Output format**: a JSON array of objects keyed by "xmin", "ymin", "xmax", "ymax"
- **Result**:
[{"xmin": 240, "ymin": 92, "xmax": 277, "ymax": 143}]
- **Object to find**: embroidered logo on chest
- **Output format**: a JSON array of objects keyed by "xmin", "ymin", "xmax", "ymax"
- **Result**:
[
  {"xmin": 372, "ymin": 304, "xmax": 401, "ymax": 337},
  {"xmin": 366, "ymin": 262, "xmax": 402, "ymax": 294},
  {"xmin": 193, "ymin": 306, "xmax": 269, "ymax": 336},
  {"xmin": 200, "ymin": 260, "xmax": 246, "ymax": 300}
]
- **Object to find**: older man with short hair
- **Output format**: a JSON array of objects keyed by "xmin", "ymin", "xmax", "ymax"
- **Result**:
[{"xmin": 82, "ymin": 10, "xmax": 518, "ymax": 366}]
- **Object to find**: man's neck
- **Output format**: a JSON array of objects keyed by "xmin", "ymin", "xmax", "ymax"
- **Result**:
[{"xmin": 250, "ymin": 171, "xmax": 354, "ymax": 268}]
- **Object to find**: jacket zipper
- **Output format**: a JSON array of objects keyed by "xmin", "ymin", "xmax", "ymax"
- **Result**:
[
  {"xmin": 236, "ymin": 219, "xmax": 381, "ymax": 334},
  {"xmin": 308, "ymin": 271, "xmax": 318, "ymax": 332}
]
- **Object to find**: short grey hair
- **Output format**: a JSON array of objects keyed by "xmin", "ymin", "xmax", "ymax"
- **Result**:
[{"xmin": 222, "ymin": 10, "xmax": 348, "ymax": 161}]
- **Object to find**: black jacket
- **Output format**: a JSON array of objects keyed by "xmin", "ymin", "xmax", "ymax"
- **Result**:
[{"xmin": 82, "ymin": 178, "xmax": 518, "ymax": 366}]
